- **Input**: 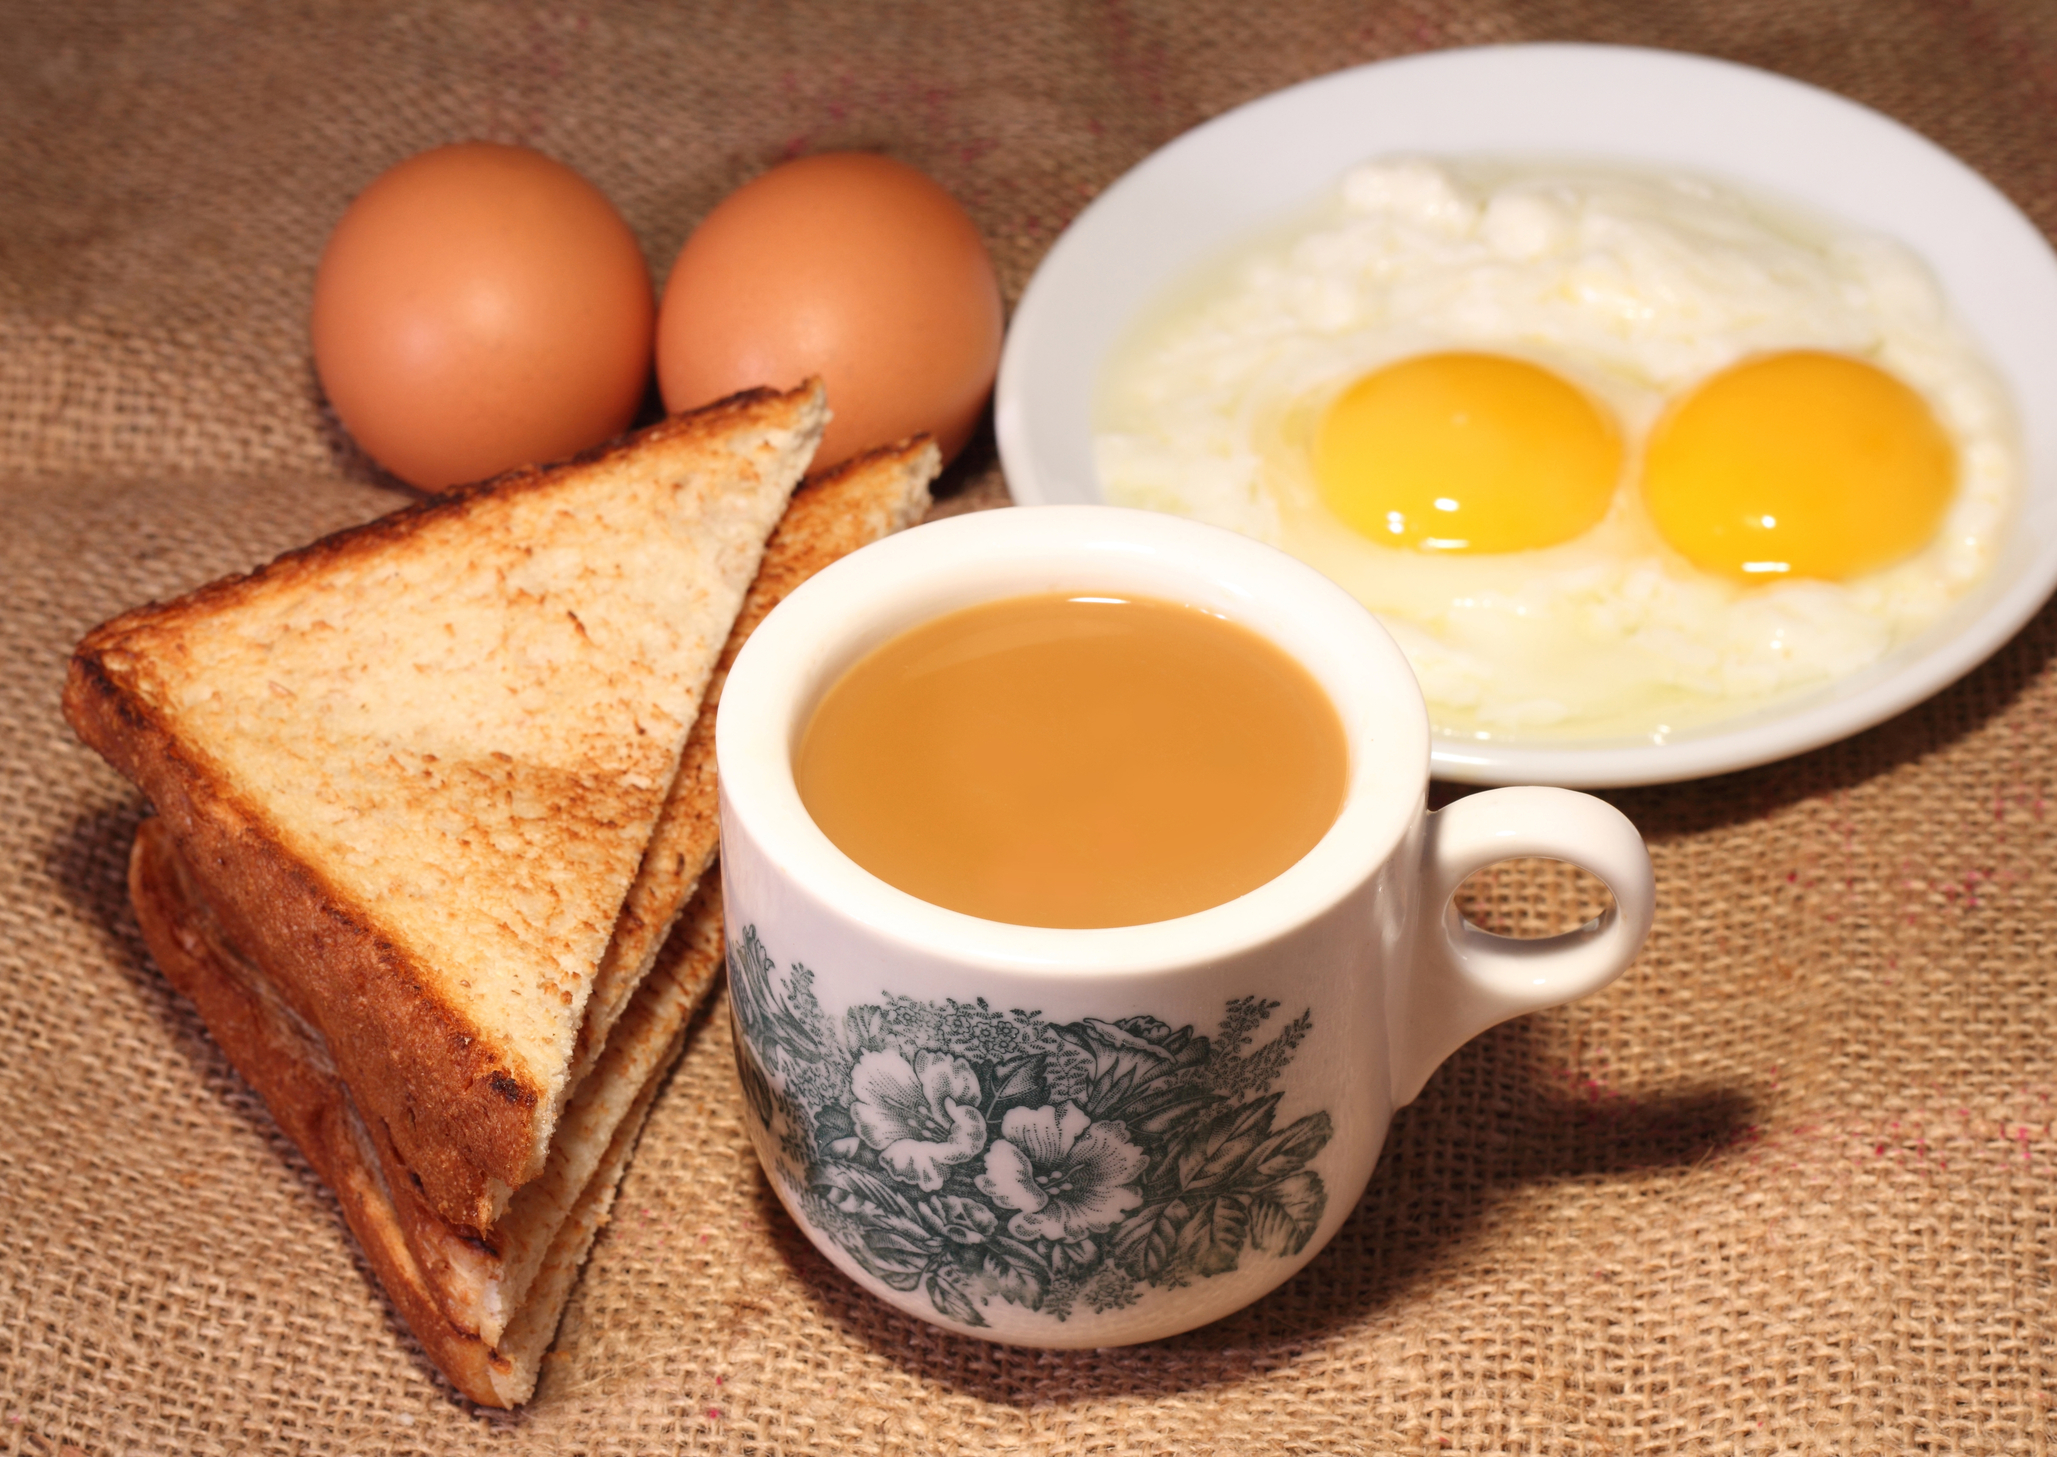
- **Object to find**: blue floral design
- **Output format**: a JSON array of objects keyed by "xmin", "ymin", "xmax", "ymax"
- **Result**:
[{"xmin": 728, "ymin": 925, "xmax": 1333, "ymax": 1328}]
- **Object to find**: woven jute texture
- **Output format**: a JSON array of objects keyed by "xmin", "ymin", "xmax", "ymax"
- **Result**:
[{"xmin": 6, "ymin": 2, "xmax": 2057, "ymax": 1453}]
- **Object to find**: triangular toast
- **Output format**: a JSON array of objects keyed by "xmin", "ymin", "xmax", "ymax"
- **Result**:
[
  {"xmin": 294, "ymin": 438, "xmax": 941, "ymax": 1380},
  {"xmin": 65, "ymin": 384, "xmax": 826, "ymax": 1235},
  {"xmin": 101, "ymin": 433, "xmax": 939, "ymax": 1406}
]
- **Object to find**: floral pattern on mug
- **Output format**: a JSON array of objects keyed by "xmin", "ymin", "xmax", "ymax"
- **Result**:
[
  {"xmin": 842, "ymin": 1049, "xmax": 989, "ymax": 1189},
  {"xmin": 728, "ymin": 924, "xmax": 1334, "ymax": 1328}
]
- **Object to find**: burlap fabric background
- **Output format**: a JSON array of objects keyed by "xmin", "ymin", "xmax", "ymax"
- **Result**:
[{"xmin": 5, "ymin": 2, "xmax": 2055, "ymax": 1452}]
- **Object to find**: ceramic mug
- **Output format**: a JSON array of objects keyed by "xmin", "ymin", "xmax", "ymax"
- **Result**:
[{"xmin": 715, "ymin": 505, "xmax": 1655, "ymax": 1347}]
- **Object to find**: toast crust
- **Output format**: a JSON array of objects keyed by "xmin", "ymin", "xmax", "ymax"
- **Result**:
[
  {"xmin": 97, "ymin": 424, "xmax": 938, "ymax": 1403},
  {"xmin": 128, "ymin": 817, "xmax": 513, "ymax": 1403},
  {"xmin": 130, "ymin": 816, "xmax": 720, "ymax": 1406},
  {"xmin": 67, "ymin": 384, "xmax": 825, "ymax": 1233}
]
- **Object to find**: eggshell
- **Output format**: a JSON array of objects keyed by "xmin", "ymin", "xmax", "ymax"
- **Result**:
[
  {"xmin": 312, "ymin": 142, "xmax": 654, "ymax": 491},
  {"xmin": 656, "ymin": 152, "xmax": 1002, "ymax": 470}
]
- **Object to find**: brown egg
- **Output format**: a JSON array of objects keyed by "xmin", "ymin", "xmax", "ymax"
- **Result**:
[
  {"xmin": 656, "ymin": 152, "xmax": 1003, "ymax": 471},
  {"xmin": 312, "ymin": 143, "xmax": 653, "ymax": 491}
]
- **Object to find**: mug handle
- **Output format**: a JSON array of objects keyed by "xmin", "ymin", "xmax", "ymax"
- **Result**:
[{"xmin": 1388, "ymin": 786, "xmax": 1656, "ymax": 1107}]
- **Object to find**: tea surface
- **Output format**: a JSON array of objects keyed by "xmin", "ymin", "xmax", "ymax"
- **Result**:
[{"xmin": 795, "ymin": 592, "xmax": 1348, "ymax": 927}]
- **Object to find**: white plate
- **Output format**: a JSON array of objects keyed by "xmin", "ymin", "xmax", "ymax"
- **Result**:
[{"xmin": 995, "ymin": 44, "xmax": 2057, "ymax": 787}]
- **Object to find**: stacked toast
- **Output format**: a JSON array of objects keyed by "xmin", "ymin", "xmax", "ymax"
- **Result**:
[{"xmin": 64, "ymin": 382, "xmax": 939, "ymax": 1405}]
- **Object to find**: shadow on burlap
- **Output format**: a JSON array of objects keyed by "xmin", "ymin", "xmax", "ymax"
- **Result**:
[{"xmin": 3, "ymin": 2, "xmax": 2054, "ymax": 1453}]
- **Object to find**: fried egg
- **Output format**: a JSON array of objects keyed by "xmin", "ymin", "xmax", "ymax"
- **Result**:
[{"xmin": 1093, "ymin": 158, "xmax": 2016, "ymax": 743}]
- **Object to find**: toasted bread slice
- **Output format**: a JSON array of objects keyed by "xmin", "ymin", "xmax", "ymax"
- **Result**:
[
  {"xmin": 129, "ymin": 816, "xmax": 727, "ymax": 1407},
  {"xmin": 568, "ymin": 436, "xmax": 942, "ymax": 1092},
  {"xmin": 67, "ymin": 384, "xmax": 826, "ymax": 1234},
  {"xmin": 120, "ymin": 437, "xmax": 938, "ymax": 1405},
  {"xmin": 356, "ymin": 437, "xmax": 940, "ymax": 1351}
]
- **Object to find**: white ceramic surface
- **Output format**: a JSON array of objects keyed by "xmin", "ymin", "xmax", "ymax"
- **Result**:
[
  {"xmin": 716, "ymin": 505, "xmax": 1655, "ymax": 1346},
  {"xmin": 995, "ymin": 43, "xmax": 2057, "ymax": 787}
]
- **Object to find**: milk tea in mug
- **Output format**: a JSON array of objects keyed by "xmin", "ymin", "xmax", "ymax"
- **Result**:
[{"xmin": 794, "ymin": 592, "xmax": 1348, "ymax": 928}]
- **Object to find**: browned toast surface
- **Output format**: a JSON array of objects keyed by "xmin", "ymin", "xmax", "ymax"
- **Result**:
[
  {"xmin": 67, "ymin": 384, "xmax": 826, "ymax": 1232},
  {"xmin": 129, "ymin": 817, "xmax": 721, "ymax": 1407},
  {"xmin": 127, "ymin": 817, "xmax": 514, "ymax": 1403},
  {"xmin": 302, "ymin": 437, "xmax": 939, "ymax": 1353},
  {"xmin": 108, "ymin": 431, "xmax": 938, "ymax": 1405},
  {"xmin": 572, "ymin": 435, "xmax": 941, "ymax": 1085}
]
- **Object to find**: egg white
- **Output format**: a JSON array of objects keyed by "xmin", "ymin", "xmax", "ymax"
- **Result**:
[{"xmin": 1093, "ymin": 158, "xmax": 2016, "ymax": 743}]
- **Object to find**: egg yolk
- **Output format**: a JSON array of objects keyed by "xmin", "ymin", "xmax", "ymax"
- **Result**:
[
  {"xmin": 1312, "ymin": 352, "xmax": 1623, "ymax": 553},
  {"xmin": 1642, "ymin": 351, "xmax": 1955, "ymax": 583}
]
